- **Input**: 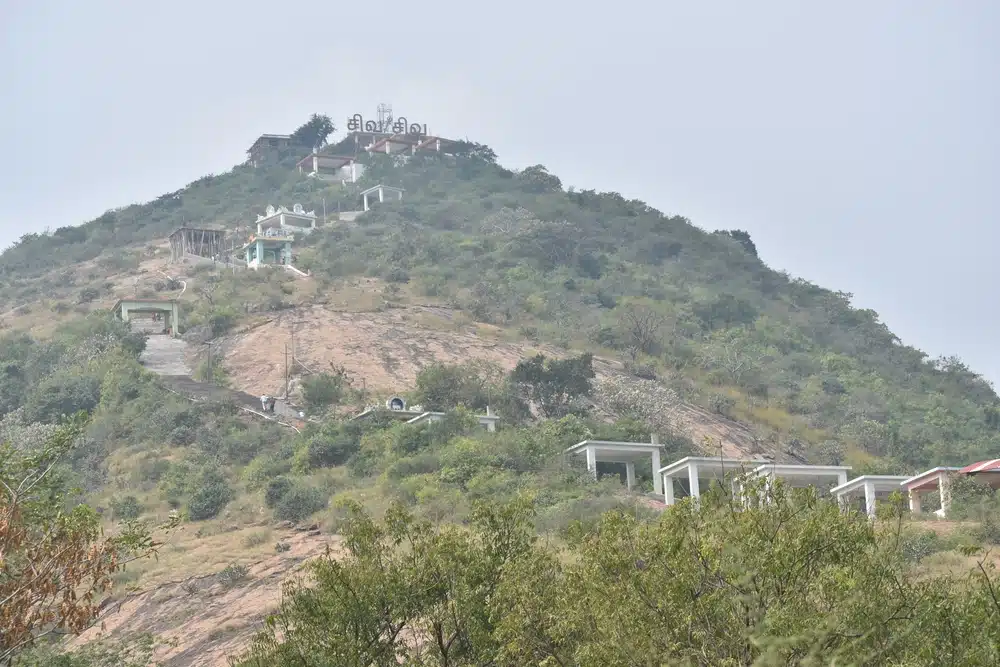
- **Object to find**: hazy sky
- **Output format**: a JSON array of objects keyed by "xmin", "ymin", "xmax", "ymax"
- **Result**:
[{"xmin": 1, "ymin": 1, "xmax": 997, "ymax": 380}]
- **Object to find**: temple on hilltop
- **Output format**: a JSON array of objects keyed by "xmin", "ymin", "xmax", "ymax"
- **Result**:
[
  {"xmin": 293, "ymin": 103, "xmax": 461, "ymax": 181},
  {"xmin": 238, "ymin": 204, "xmax": 320, "ymax": 271}
]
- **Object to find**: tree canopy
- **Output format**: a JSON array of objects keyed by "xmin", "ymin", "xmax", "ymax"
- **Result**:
[
  {"xmin": 289, "ymin": 114, "xmax": 335, "ymax": 151},
  {"xmin": 233, "ymin": 486, "xmax": 1000, "ymax": 666}
]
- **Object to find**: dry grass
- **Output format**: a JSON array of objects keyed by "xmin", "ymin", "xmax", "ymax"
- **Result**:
[{"xmin": 121, "ymin": 521, "xmax": 281, "ymax": 589}]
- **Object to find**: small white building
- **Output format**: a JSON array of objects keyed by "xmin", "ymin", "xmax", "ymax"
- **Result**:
[
  {"xmin": 361, "ymin": 184, "xmax": 404, "ymax": 212},
  {"xmin": 751, "ymin": 463, "xmax": 851, "ymax": 491},
  {"xmin": 296, "ymin": 153, "xmax": 366, "ymax": 183},
  {"xmin": 659, "ymin": 456, "xmax": 769, "ymax": 506},
  {"xmin": 256, "ymin": 204, "xmax": 318, "ymax": 235},
  {"xmin": 831, "ymin": 475, "xmax": 910, "ymax": 518},
  {"xmin": 901, "ymin": 466, "xmax": 962, "ymax": 517},
  {"xmin": 349, "ymin": 398, "xmax": 499, "ymax": 432},
  {"xmin": 565, "ymin": 437, "xmax": 665, "ymax": 494},
  {"xmin": 406, "ymin": 410, "xmax": 499, "ymax": 432}
]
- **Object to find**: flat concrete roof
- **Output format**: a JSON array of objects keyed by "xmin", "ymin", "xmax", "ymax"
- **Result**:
[
  {"xmin": 754, "ymin": 463, "xmax": 851, "ymax": 473},
  {"xmin": 296, "ymin": 153, "xmax": 356, "ymax": 169},
  {"xmin": 901, "ymin": 466, "xmax": 962, "ymax": 491},
  {"xmin": 359, "ymin": 184, "xmax": 405, "ymax": 196},
  {"xmin": 406, "ymin": 411, "xmax": 500, "ymax": 424},
  {"xmin": 565, "ymin": 440, "xmax": 662, "ymax": 453},
  {"xmin": 659, "ymin": 456, "xmax": 770, "ymax": 478},
  {"xmin": 831, "ymin": 475, "xmax": 910, "ymax": 496},
  {"xmin": 111, "ymin": 298, "xmax": 178, "ymax": 311},
  {"xmin": 566, "ymin": 440, "xmax": 663, "ymax": 463}
]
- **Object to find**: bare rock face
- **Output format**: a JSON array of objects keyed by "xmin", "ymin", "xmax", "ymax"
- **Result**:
[{"xmin": 65, "ymin": 530, "xmax": 341, "ymax": 667}]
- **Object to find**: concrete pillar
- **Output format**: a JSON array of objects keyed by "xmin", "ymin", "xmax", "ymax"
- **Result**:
[
  {"xmin": 836, "ymin": 491, "xmax": 847, "ymax": 512},
  {"xmin": 864, "ymin": 480, "xmax": 876, "ymax": 518},
  {"xmin": 312, "ymin": 155, "xmax": 318, "ymax": 173},
  {"xmin": 585, "ymin": 447, "xmax": 597, "ymax": 481},
  {"xmin": 763, "ymin": 473, "xmax": 774, "ymax": 505},
  {"xmin": 651, "ymin": 448, "xmax": 662, "ymax": 495},
  {"xmin": 837, "ymin": 471, "xmax": 849, "ymax": 487},
  {"xmin": 732, "ymin": 478, "xmax": 747, "ymax": 508},
  {"xmin": 664, "ymin": 476, "xmax": 675, "ymax": 505},
  {"xmin": 938, "ymin": 472, "xmax": 951, "ymax": 517},
  {"xmin": 625, "ymin": 462, "xmax": 636, "ymax": 491},
  {"xmin": 688, "ymin": 463, "xmax": 701, "ymax": 503},
  {"xmin": 908, "ymin": 489, "xmax": 922, "ymax": 514},
  {"xmin": 363, "ymin": 193, "xmax": 370, "ymax": 211},
  {"xmin": 378, "ymin": 187, "xmax": 385, "ymax": 203}
]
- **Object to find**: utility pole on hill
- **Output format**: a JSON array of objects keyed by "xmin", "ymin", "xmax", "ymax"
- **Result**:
[{"xmin": 284, "ymin": 343, "xmax": 289, "ymax": 399}]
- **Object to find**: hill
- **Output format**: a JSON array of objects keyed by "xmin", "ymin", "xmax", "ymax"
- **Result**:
[
  {"xmin": 3, "ymin": 130, "xmax": 997, "ymax": 470},
  {"xmin": 2, "ymin": 119, "xmax": 1000, "ymax": 665}
]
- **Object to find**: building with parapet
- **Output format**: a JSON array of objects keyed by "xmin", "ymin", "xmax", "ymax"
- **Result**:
[
  {"xmin": 242, "ymin": 230, "xmax": 294, "ymax": 269},
  {"xmin": 295, "ymin": 154, "xmax": 366, "ymax": 183},
  {"xmin": 256, "ymin": 204, "xmax": 318, "ymax": 234},
  {"xmin": 247, "ymin": 134, "xmax": 292, "ymax": 168},
  {"xmin": 111, "ymin": 298, "xmax": 180, "ymax": 337},
  {"xmin": 360, "ymin": 184, "xmax": 404, "ymax": 211}
]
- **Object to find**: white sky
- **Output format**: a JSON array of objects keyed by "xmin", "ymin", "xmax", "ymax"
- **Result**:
[{"xmin": 1, "ymin": 0, "xmax": 997, "ymax": 380}]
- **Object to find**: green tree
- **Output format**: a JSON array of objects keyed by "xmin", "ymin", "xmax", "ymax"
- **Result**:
[
  {"xmin": 232, "ymin": 486, "xmax": 1000, "ymax": 667},
  {"xmin": 290, "ymin": 114, "xmax": 335, "ymax": 151},
  {"xmin": 1, "ymin": 416, "xmax": 171, "ymax": 663},
  {"xmin": 300, "ymin": 368, "xmax": 349, "ymax": 412},
  {"xmin": 509, "ymin": 353, "xmax": 595, "ymax": 418},
  {"xmin": 233, "ymin": 496, "xmax": 537, "ymax": 667},
  {"xmin": 187, "ymin": 467, "xmax": 232, "ymax": 521}
]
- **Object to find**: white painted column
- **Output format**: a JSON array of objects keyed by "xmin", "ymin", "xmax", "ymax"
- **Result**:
[
  {"xmin": 625, "ymin": 462, "xmax": 636, "ymax": 491},
  {"xmin": 938, "ymin": 472, "xmax": 951, "ymax": 517},
  {"xmin": 363, "ymin": 193, "xmax": 370, "ymax": 211},
  {"xmin": 585, "ymin": 447, "xmax": 597, "ymax": 481},
  {"xmin": 908, "ymin": 489, "xmax": 922, "ymax": 514},
  {"xmin": 378, "ymin": 187, "xmax": 385, "ymax": 203},
  {"xmin": 763, "ymin": 472, "xmax": 774, "ymax": 505},
  {"xmin": 864, "ymin": 480, "xmax": 876, "ymax": 518},
  {"xmin": 688, "ymin": 463, "xmax": 701, "ymax": 504},
  {"xmin": 312, "ymin": 155, "xmax": 319, "ymax": 173},
  {"xmin": 664, "ymin": 475, "xmax": 675, "ymax": 505},
  {"xmin": 836, "ymin": 491, "xmax": 848, "ymax": 512},
  {"xmin": 651, "ymin": 448, "xmax": 662, "ymax": 495},
  {"xmin": 837, "ymin": 471, "xmax": 849, "ymax": 487}
]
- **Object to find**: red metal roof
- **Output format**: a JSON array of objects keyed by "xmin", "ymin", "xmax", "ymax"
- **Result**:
[{"xmin": 960, "ymin": 459, "xmax": 1000, "ymax": 474}]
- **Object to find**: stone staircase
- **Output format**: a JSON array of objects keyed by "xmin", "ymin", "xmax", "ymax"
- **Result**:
[{"xmin": 140, "ymin": 335, "xmax": 302, "ymax": 429}]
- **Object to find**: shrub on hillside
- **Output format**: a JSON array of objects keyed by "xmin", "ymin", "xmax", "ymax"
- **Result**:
[
  {"xmin": 301, "ymin": 369, "xmax": 349, "ymax": 411},
  {"xmin": 109, "ymin": 495, "xmax": 143, "ymax": 521},
  {"xmin": 306, "ymin": 433, "xmax": 358, "ymax": 468},
  {"xmin": 274, "ymin": 485, "xmax": 328, "ymax": 523},
  {"xmin": 23, "ymin": 375, "xmax": 102, "ymax": 424},
  {"xmin": 265, "ymin": 476, "xmax": 293, "ymax": 509},
  {"xmin": 187, "ymin": 468, "xmax": 233, "ymax": 521}
]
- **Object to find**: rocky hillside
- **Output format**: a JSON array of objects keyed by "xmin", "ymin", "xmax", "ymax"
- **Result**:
[
  {"xmin": 3, "ymin": 133, "xmax": 997, "ymax": 471},
  {"xmin": 3, "ymin": 123, "xmax": 1000, "ymax": 665}
]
